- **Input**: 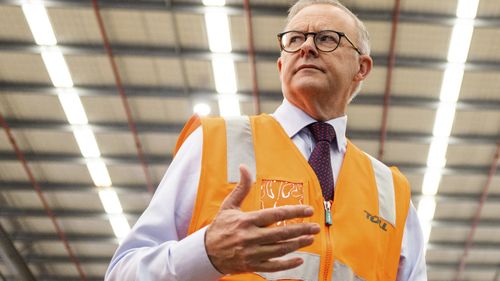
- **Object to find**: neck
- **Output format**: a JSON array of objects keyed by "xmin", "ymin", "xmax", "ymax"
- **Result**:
[{"xmin": 291, "ymin": 99, "xmax": 346, "ymax": 121}]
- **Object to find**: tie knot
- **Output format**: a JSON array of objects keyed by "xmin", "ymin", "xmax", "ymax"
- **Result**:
[{"xmin": 308, "ymin": 122, "xmax": 335, "ymax": 143}]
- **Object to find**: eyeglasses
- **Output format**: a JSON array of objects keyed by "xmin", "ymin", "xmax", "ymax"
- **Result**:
[{"xmin": 277, "ymin": 30, "xmax": 362, "ymax": 54}]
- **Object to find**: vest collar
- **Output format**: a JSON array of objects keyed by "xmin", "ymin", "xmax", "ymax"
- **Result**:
[{"xmin": 272, "ymin": 98, "xmax": 347, "ymax": 153}]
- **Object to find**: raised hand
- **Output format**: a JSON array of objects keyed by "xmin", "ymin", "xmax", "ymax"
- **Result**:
[{"xmin": 205, "ymin": 165, "xmax": 320, "ymax": 274}]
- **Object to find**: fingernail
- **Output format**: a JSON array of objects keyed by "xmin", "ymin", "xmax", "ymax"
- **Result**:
[
  {"xmin": 304, "ymin": 207, "xmax": 313, "ymax": 216},
  {"xmin": 311, "ymin": 224, "xmax": 320, "ymax": 233},
  {"xmin": 294, "ymin": 258, "xmax": 304, "ymax": 265}
]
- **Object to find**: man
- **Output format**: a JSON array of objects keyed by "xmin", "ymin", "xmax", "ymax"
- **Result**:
[{"xmin": 105, "ymin": 0, "xmax": 427, "ymax": 280}]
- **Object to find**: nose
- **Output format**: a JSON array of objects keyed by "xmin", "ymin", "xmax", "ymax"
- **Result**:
[{"xmin": 299, "ymin": 35, "xmax": 319, "ymax": 57}]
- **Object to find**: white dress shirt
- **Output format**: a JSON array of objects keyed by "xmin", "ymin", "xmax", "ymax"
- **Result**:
[{"xmin": 105, "ymin": 99, "xmax": 427, "ymax": 281}]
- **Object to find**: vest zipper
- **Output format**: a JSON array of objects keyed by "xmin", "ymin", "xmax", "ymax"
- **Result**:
[
  {"xmin": 323, "ymin": 200, "xmax": 333, "ymax": 281},
  {"xmin": 323, "ymin": 200, "xmax": 332, "ymax": 225}
]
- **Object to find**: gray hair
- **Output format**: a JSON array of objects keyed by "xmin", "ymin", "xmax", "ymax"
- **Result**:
[
  {"xmin": 286, "ymin": 0, "xmax": 371, "ymax": 55},
  {"xmin": 285, "ymin": 0, "xmax": 371, "ymax": 101}
]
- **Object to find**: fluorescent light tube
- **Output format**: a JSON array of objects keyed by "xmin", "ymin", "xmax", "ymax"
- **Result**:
[
  {"xmin": 456, "ymin": 0, "xmax": 480, "ymax": 19},
  {"xmin": 57, "ymin": 89, "xmax": 88, "ymax": 125},
  {"xmin": 417, "ymin": 196, "xmax": 436, "ymax": 243},
  {"xmin": 212, "ymin": 55, "xmax": 237, "ymax": 94},
  {"xmin": 86, "ymin": 159, "xmax": 112, "ymax": 187},
  {"xmin": 432, "ymin": 103, "xmax": 457, "ymax": 137},
  {"xmin": 426, "ymin": 137, "xmax": 449, "ymax": 168},
  {"xmin": 205, "ymin": 11, "xmax": 232, "ymax": 53},
  {"xmin": 41, "ymin": 47, "xmax": 73, "ymax": 88},
  {"xmin": 99, "ymin": 189, "xmax": 123, "ymax": 214},
  {"xmin": 203, "ymin": 0, "xmax": 225, "ymax": 6},
  {"xmin": 420, "ymin": 221, "xmax": 432, "ymax": 244},
  {"xmin": 218, "ymin": 94, "xmax": 241, "ymax": 116},
  {"xmin": 417, "ymin": 196, "xmax": 436, "ymax": 222},
  {"xmin": 73, "ymin": 127, "xmax": 101, "ymax": 158},
  {"xmin": 439, "ymin": 65, "xmax": 465, "ymax": 102},
  {"xmin": 193, "ymin": 103, "xmax": 211, "ymax": 116},
  {"xmin": 419, "ymin": 0, "xmax": 479, "ymax": 248},
  {"xmin": 422, "ymin": 168, "xmax": 443, "ymax": 196},
  {"xmin": 447, "ymin": 21, "xmax": 474, "ymax": 63},
  {"xmin": 109, "ymin": 215, "xmax": 131, "ymax": 240},
  {"xmin": 21, "ymin": 1, "xmax": 57, "ymax": 46}
]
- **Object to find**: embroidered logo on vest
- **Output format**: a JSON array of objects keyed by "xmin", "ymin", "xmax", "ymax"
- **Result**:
[
  {"xmin": 363, "ymin": 210, "xmax": 388, "ymax": 231},
  {"xmin": 260, "ymin": 179, "xmax": 304, "ymax": 227}
]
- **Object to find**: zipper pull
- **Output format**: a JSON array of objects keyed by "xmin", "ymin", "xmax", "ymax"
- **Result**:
[{"xmin": 324, "ymin": 200, "xmax": 332, "ymax": 226}]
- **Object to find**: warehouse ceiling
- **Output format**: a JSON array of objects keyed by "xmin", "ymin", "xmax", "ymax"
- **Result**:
[{"xmin": 0, "ymin": 0, "xmax": 499, "ymax": 280}]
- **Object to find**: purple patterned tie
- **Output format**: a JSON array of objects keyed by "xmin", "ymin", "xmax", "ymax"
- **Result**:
[{"xmin": 308, "ymin": 122, "xmax": 335, "ymax": 201}]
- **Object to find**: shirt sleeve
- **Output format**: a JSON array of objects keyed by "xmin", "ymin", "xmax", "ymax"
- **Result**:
[
  {"xmin": 397, "ymin": 201, "xmax": 428, "ymax": 281},
  {"xmin": 105, "ymin": 127, "xmax": 224, "ymax": 281}
]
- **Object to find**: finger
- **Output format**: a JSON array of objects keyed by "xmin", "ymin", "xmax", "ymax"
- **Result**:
[
  {"xmin": 252, "ymin": 257, "xmax": 304, "ymax": 273},
  {"xmin": 251, "ymin": 223, "xmax": 320, "ymax": 245},
  {"xmin": 251, "ymin": 235, "xmax": 315, "ymax": 261},
  {"xmin": 220, "ymin": 164, "xmax": 253, "ymax": 210},
  {"xmin": 248, "ymin": 205, "xmax": 314, "ymax": 227}
]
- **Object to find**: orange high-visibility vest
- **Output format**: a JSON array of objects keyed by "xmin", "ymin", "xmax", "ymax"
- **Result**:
[{"xmin": 175, "ymin": 114, "xmax": 411, "ymax": 281}]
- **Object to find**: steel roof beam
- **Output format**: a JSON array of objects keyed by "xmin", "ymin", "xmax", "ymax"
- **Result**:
[
  {"xmin": 0, "ymin": 207, "xmax": 142, "ymax": 219},
  {"xmin": 413, "ymin": 193, "xmax": 500, "ymax": 203},
  {"xmin": 427, "ymin": 241, "xmax": 500, "ymax": 251},
  {"xmin": 24, "ymin": 255, "xmax": 109, "ymax": 264},
  {"xmin": 0, "ymin": 151, "xmax": 171, "ymax": 165},
  {"xmin": 4, "ymin": 118, "xmax": 498, "ymax": 145},
  {"xmin": 431, "ymin": 219, "xmax": 500, "ymax": 228},
  {"xmin": 0, "ymin": 224, "xmax": 36, "ymax": 281},
  {"xmin": 10, "ymin": 232, "xmax": 117, "ymax": 243},
  {"xmin": 4, "ymin": 119, "xmax": 184, "ymax": 134},
  {"xmin": 0, "ymin": 182, "xmax": 146, "ymax": 193},
  {"xmin": 1, "ymin": 82, "xmax": 499, "ymax": 111},
  {"xmin": 3, "ymin": 40, "xmax": 500, "ymax": 71},
  {"xmin": 2, "ymin": 0, "xmax": 500, "ymax": 27},
  {"xmin": 1, "ymin": 276, "xmax": 103, "ymax": 281},
  {"xmin": 427, "ymin": 263, "xmax": 500, "ymax": 271},
  {"xmin": 0, "ymin": 151, "xmax": 497, "ymax": 175}
]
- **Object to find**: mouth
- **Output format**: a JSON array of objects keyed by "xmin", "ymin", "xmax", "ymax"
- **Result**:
[{"xmin": 295, "ymin": 64, "xmax": 325, "ymax": 73}]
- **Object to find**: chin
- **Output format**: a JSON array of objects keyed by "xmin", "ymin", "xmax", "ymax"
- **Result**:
[{"xmin": 291, "ymin": 81, "xmax": 327, "ymax": 97}]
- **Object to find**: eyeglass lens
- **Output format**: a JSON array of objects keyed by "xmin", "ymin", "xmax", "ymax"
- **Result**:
[{"xmin": 281, "ymin": 31, "xmax": 340, "ymax": 52}]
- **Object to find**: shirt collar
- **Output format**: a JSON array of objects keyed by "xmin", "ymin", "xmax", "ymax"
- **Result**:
[{"xmin": 272, "ymin": 98, "xmax": 348, "ymax": 153}]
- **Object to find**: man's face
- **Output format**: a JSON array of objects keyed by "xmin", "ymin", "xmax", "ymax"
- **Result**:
[{"xmin": 277, "ymin": 4, "xmax": 372, "ymax": 120}]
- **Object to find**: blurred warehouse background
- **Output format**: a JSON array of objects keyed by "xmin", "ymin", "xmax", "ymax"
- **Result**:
[{"xmin": 0, "ymin": 0, "xmax": 499, "ymax": 280}]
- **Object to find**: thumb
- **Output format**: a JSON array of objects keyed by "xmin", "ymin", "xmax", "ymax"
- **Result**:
[{"xmin": 220, "ymin": 164, "xmax": 253, "ymax": 210}]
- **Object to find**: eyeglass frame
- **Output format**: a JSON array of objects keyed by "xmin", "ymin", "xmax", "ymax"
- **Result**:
[{"xmin": 277, "ymin": 30, "xmax": 362, "ymax": 55}]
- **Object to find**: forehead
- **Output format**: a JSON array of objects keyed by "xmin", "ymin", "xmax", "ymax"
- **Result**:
[{"xmin": 286, "ymin": 4, "xmax": 356, "ymax": 33}]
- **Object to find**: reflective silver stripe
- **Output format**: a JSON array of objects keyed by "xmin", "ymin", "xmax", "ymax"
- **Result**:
[
  {"xmin": 225, "ymin": 116, "xmax": 256, "ymax": 183},
  {"xmin": 331, "ymin": 260, "xmax": 366, "ymax": 281},
  {"xmin": 255, "ymin": 252, "xmax": 320, "ymax": 281},
  {"xmin": 365, "ymin": 153, "xmax": 396, "ymax": 227}
]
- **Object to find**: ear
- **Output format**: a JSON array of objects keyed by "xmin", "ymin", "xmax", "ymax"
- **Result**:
[
  {"xmin": 353, "ymin": 55, "xmax": 373, "ymax": 82},
  {"xmin": 277, "ymin": 56, "xmax": 283, "ymax": 73}
]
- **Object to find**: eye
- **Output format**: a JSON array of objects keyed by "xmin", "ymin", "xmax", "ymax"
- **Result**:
[
  {"xmin": 288, "ymin": 34, "xmax": 304, "ymax": 44},
  {"xmin": 318, "ymin": 34, "xmax": 338, "ymax": 43}
]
